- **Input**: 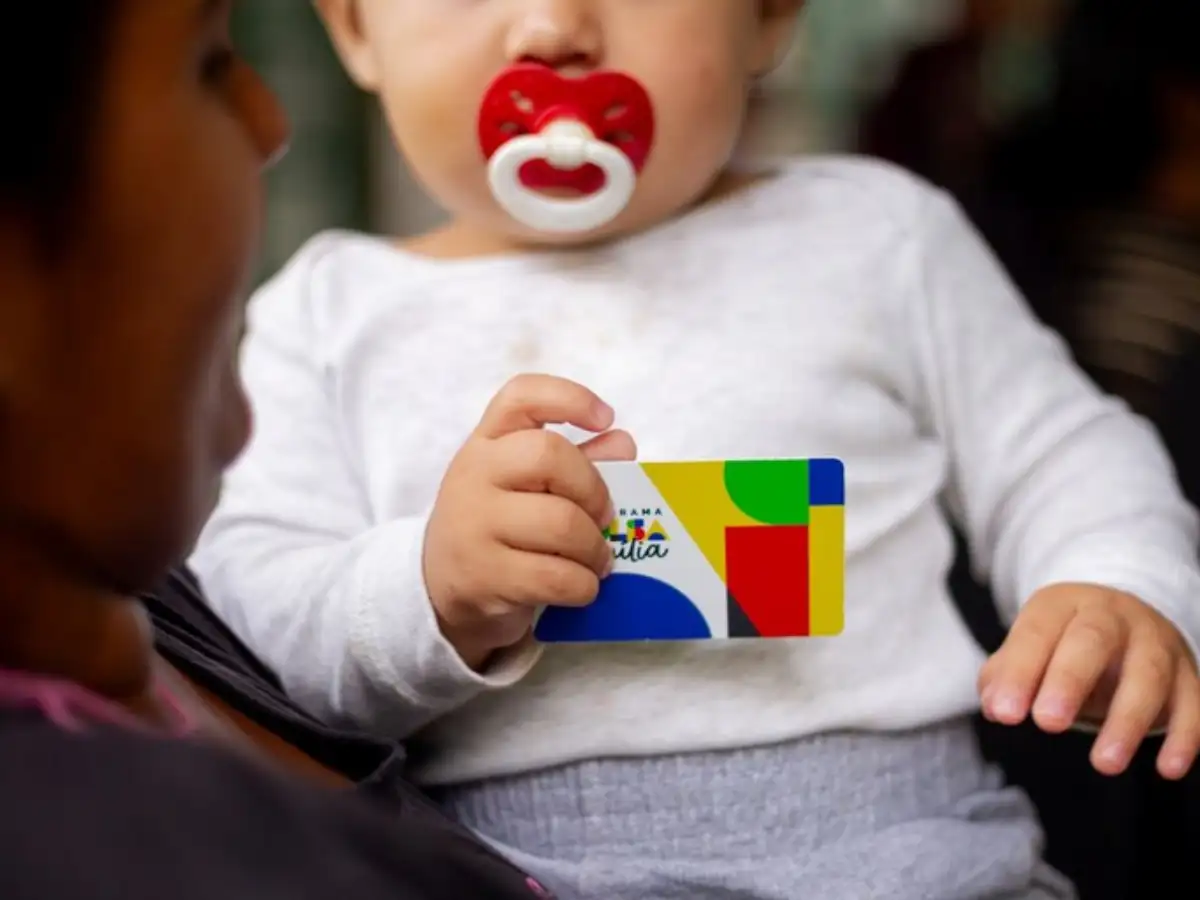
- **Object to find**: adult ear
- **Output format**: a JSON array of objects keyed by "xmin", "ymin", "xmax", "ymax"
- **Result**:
[
  {"xmin": 751, "ymin": 0, "xmax": 804, "ymax": 78},
  {"xmin": 313, "ymin": 0, "xmax": 380, "ymax": 91}
]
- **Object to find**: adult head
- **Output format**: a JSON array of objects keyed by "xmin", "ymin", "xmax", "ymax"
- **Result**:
[{"xmin": 0, "ymin": 0, "xmax": 288, "ymax": 693}]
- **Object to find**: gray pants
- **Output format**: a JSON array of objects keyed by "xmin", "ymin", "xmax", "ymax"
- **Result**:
[{"xmin": 434, "ymin": 717, "xmax": 1076, "ymax": 900}]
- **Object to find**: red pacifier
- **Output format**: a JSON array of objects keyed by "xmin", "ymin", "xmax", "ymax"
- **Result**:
[{"xmin": 478, "ymin": 63, "xmax": 655, "ymax": 234}]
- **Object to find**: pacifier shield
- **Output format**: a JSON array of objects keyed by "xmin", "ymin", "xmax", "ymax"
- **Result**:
[{"xmin": 478, "ymin": 63, "xmax": 655, "ymax": 194}]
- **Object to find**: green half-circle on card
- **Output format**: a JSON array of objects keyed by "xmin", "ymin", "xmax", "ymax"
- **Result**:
[{"xmin": 723, "ymin": 459, "xmax": 809, "ymax": 525}]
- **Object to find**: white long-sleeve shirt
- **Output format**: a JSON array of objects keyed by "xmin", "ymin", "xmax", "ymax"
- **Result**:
[{"xmin": 192, "ymin": 157, "xmax": 1200, "ymax": 786}]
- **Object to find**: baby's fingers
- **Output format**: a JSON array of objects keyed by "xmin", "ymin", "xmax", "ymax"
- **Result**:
[
  {"xmin": 1031, "ymin": 607, "xmax": 1123, "ymax": 733},
  {"xmin": 496, "ymin": 550, "xmax": 601, "ymax": 610},
  {"xmin": 1158, "ymin": 665, "xmax": 1200, "ymax": 780},
  {"xmin": 1091, "ymin": 630, "xmax": 1174, "ymax": 775},
  {"xmin": 578, "ymin": 429, "xmax": 637, "ymax": 463},
  {"xmin": 497, "ymin": 492, "xmax": 613, "ymax": 578},
  {"xmin": 493, "ymin": 429, "xmax": 611, "ymax": 526},
  {"xmin": 981, "ymin": 599, "xmax": 1074, "ymax": 725},
  {"xmin": 476, "ymin": 374, "xmax": 615, "ymax": 439}
]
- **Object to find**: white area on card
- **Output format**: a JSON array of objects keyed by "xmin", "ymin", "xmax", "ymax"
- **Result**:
[{"xmin": 598, "ymin": 462, "xmax": 730, "ymax": 638}]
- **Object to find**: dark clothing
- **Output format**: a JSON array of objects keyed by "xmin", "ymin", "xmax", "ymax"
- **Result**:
[
  {"xmin": 0, "ymin": 568, "xmax": 548, "ymax": 900},
  {"xmin": 148, "ymin": 566, "xmax": 398, "ymax": 786}
]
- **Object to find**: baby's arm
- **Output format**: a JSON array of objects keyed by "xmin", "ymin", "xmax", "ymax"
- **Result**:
[
  {"xmin": 905, "ymin": 189, "xmax": 1200, "ymax": 657},
  {"xmin": 190, "ymin": 259, "xmax": 536, "ymax": 737}
]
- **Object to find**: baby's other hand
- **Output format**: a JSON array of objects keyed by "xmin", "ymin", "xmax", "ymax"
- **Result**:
[
  {"xmin": 978, "ymin": 583, "xmax": 1200, "ymax": 780},
  {"xmin": 423, "ymin": 374, "xmax": 635, "ymax": 670}
]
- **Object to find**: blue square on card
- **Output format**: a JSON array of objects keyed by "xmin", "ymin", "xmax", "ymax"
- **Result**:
[{"xmin": 807, "ymin": 458, "xmax": 845, "ymax": 506}]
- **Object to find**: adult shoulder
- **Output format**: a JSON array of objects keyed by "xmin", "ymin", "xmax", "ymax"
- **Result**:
[{"xmin": 0, "ymin": 717, "xmax": 539, "ymax": 900}]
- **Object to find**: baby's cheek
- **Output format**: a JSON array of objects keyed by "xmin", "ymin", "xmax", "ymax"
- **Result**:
[{"xmin": 655, "ymin": 61, "xmax": 748, "ymax": 152}]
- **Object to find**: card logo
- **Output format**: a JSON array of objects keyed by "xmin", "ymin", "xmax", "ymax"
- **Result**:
[{"xmin": 604, "ymin": 507, "xmax": 670, "ymax": 562}]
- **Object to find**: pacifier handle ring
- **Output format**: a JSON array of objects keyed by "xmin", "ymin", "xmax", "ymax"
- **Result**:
[{"xmin": 487, "ymin": 128, "xmax": 637, "ymax": 234}]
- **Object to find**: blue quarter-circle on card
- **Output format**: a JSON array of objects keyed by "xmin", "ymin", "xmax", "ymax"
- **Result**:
[{"xmin": 534, "ymin": 573, "xmax": 712, "ymax": 643}]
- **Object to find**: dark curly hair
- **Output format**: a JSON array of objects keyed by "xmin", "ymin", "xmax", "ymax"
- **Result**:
[{"xmin": 0, "ymin": 2, "xmax": 122, "ymax": 246}]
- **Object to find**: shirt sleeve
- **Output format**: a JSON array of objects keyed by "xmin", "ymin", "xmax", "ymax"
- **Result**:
[
  {"xmin": 904, "ymin": 188, "xmax": 1200, "ymax": 662},
  {"xmin": 190, "ymin": 246, "xmax": 540, "ymax": 737}
]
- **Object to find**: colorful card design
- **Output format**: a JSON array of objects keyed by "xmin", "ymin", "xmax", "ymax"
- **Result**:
[{"xmin": 534, "ymin": 458, "xmax": 845, "ymax": 643}]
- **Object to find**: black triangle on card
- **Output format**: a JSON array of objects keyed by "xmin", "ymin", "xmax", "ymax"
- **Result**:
[{"xmin": 727, "ymin": 591, "xmax": 760, "ymax": 638}]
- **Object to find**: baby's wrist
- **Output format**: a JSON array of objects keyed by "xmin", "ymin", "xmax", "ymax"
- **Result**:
[{"xmin": 435, "ymin": 614, "xmax": 498, "ymax": 672}]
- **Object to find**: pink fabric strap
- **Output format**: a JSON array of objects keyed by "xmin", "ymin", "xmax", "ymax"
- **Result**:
[{"xmin": 0, "ymin": 666, "xmax": 199, "ymax": 737}]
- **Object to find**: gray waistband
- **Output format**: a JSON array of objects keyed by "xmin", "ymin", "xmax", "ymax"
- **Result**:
[{"xmin": 434, "ymin": 717, "xmax": 998, "ymax": 860}]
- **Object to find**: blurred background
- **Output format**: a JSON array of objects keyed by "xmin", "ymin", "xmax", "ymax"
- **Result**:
[{"xmin": 234, "ymin": 2, "xmax": 1199, "ymax": 898}]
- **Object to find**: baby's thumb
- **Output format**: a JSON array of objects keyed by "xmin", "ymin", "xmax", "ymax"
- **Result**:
[{"xmin": 579, "ymin": 429, "xmax": 637, "ymax": 463}]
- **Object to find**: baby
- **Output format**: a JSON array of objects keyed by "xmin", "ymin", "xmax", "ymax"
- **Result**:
[{"xmin": 193, "ymin": 2, "xmax": 1200, "ymax": 898}]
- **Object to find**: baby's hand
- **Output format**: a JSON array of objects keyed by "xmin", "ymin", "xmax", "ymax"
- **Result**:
[
  {"xmin": 979, "ymin": 584, "xmax": 1200, "ymax": 779},
  {"xmin": 423, "ymin": 374, "xmax": 635, "ymax": 669}
]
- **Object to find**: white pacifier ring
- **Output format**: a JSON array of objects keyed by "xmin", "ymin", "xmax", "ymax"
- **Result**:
[{"xmin": 487, "ymin": 120, "xmax": 636, "ymax": 235}]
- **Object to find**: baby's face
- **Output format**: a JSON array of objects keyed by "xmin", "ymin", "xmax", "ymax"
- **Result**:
[{"xmin": 320, "ymin": 0, "xmax": 800, "ymax": 245}]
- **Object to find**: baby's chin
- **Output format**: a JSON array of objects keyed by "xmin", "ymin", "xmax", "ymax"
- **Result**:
[
  {"xmin": 413, "ymin": 191, "xmax": 669, "ymax": 257},
  {"xmin": 499, "ymin": 169, "xmax": 732, "ymax": 249},
  {"xmin": 498, "ymin": 199, "xmax": 663, "ymax": 249}
]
